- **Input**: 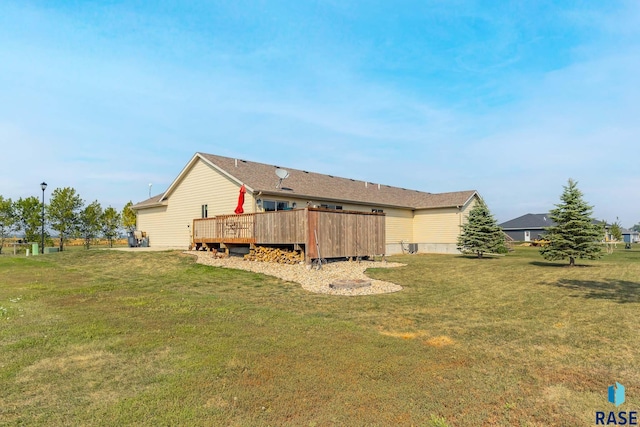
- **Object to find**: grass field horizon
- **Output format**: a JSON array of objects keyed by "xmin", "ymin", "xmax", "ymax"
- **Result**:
[{"xmin": 1, "ymin": 246, "xmax": 638, "ymax": 426}]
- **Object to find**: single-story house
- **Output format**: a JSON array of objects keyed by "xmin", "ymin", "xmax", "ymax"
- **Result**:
[
  {"xmin": 499, "ymin": 213, "xmax": 553, "ymax": 242},
  {"xmin": 499, "ymin": 213, "xmax": 611, "ymax": 242},
  {"xmin": 621, "ymin": 228, "xmax": 640, "ymax": 244},
  {"xmin": 132, "ymin": 152, "xmax": 481, "ymax": 255}
]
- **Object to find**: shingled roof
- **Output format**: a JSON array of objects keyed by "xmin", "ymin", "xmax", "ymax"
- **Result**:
[
  {"xmin": 134, "ymin": 153, "xmax": 477, "ymax": 210},
  {"xmin": 499, "ymin": 213, "xmax": 554, "ymax": 230},
  {"xmin": 499, "ymin": 213, "xmax": 609, "ymax": 230}
]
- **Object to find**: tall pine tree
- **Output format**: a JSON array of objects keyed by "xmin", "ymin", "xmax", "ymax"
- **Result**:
[
  {"xmin": 540, "ymin": 179, "xmax": 603, "ymax": 266},
  {"xmin": 457, "ymin": 199, "xmax": 506, "ymax": 258}
]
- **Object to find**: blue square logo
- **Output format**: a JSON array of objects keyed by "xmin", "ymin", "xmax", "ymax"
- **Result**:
[{"xmin": 609, "ymin": 382, "xmax": 625, "ymax": 407}]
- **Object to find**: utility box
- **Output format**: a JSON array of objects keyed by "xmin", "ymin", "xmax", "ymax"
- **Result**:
[
  {"xmin": 128, "ymin": 231, "xmax": 148, "ymax": 248},
  {"xmin": 128, "ymin": 232, "xmax": 138, "ymax": 247},
  {"xmin": 32, "ymin": 243, "xmax": 39, "ymax": 256}
]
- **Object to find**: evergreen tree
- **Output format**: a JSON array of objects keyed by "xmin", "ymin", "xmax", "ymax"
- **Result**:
[
  {"xmin": 457, "ymin": 199, "xmax": 506, "ymax": 258},
  {"xmin": 540, "ymin": 179, "xmax": 603, "ymax": 266},
  {"xmin": 48, "ymin": 187, "xmax": 84, "ymax": 251}
]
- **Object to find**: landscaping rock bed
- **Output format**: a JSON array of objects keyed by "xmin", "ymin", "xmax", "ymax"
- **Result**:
[
  {"xmin": 187, "ymin": 252, "xmax": 404, "ymax": 296},
  {"xmin": 330, "ymin": 279, "xmax": 372, "ymax": 290}
]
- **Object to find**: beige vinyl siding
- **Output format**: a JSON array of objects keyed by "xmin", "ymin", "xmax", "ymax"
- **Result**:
[
  {"xmin": 137, "ymin": 159, "xmax": 250, "ymax": 248},
  {"xmin": 412, "ymin": 197, "xmax": 477, "ymax": 244},
  {"xmin": 136, "ymin": 205, "xmax": 168, "ymax": 246},
  {"xmin": 413, "ymin": 207, "xmax": 463, "ymax": 243},
  {"xmin": 383, "ymin": 208, "xmax": 413, "ymax": 244}
]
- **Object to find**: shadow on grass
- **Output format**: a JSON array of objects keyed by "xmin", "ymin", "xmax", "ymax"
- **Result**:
[
  {"xmin": 457, "ymin": 255, "xmax": 503, "ymax": 260},
  {"xmin": 548, "ymin": 279, "xmax": 640, "ymax": 304},
  {"xmin": 529, "ymin": 261, "xmax": 597, "ymax": 268}
]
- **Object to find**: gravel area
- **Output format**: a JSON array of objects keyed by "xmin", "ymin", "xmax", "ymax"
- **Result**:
[{"xmin": 187, "ymin": 251, "xmax": 405, "ymax": 296}]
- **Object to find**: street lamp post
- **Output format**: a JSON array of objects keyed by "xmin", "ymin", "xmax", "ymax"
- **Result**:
[{"xmin": 40, "ymin": 182, "xmax": 47, "ymax": 254}]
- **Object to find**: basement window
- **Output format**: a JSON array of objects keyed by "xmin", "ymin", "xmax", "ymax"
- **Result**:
[
  {"xmin": 372, "ymin": 209, "xmax": 384, "ymax": 213},
  {"xmin": 201, "ymin": 204, "xmax": 208, "ymax": 218}
]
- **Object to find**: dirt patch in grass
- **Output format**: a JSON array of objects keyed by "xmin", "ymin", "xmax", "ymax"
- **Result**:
[
  {"xmin": 13, "ymin": 343, "xmax": 171, "ymax": 416},
  {"xmin": 424, "ymin": 335, "xmax": 455, "ymax": 347},
  {"xmin": 20, "ymin": 347, "xmax": 117, "ymax": 379},
  {"xmin": 378, "ymin": 329, "xmax": 429, "ymax": 340},
  {"xmin": 535, "ymin": 366, "xmax": 609, "ymax": 392},
  {"xmin": 376, "ymin": 329, "xmax": 455, "ymax": 347}
]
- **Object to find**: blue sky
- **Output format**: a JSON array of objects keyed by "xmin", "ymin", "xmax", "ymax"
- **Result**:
[{"xmin": 1, "ymin": 1, "xmax": 639, "ymax": 226}]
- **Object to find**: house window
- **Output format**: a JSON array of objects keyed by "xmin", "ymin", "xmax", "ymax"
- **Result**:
[
  {"xmin": 320, "ymin": 204, "xmax": 343, "ymax": 210},
  {"xmin": 263, "ymin": 200, "xmax": 289, "ymax": 211},
  {"xmin": 372, "ymin": 209, "xmax": 383, "ymax": 213},
  {"xmin": 201, "ymin": 204, "xmax": 208, "ymax": 218}
]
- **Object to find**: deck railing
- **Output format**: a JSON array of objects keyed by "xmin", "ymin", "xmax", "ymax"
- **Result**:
[
  {"xmin": 193, "ymin": 208, "xmax": 385, "ymax": 260},
  {"xmin": 193, "ymin": 213, "xmax": 256, "ymax": 243}
]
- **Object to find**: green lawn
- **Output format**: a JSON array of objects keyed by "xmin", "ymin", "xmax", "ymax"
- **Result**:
[{"xmin": 1, "ymin": 247, "xmax": 638, "ymax": 426}]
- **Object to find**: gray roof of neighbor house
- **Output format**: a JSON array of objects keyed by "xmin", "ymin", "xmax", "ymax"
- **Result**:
[
  {"xmin": 500, "ymin": 213, "xmax": 609, "ymax": 230},
  {"xmin": 133, "ymin": 152, "xmax": 478, "ymax": 210},
  {"xmin": 499, "ymin": 213, "xmax": 554, "ymax": 230}
]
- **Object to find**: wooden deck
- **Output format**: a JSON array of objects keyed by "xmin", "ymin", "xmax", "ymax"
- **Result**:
[{"xmin": 192, "ymin": 208, "xmax": 385, "ymax": 262}]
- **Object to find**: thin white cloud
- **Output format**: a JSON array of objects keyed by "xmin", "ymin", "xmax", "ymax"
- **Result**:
[{"xmin": 1, "ymin": 1, "xmax": 639, "ymax": 226}]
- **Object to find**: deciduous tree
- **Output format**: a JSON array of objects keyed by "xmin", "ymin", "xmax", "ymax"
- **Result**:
[
  {"xmin": 121, "ymin": 201, "xmax": 137, "ymax": 233},
  {"xmin": 48, "ymin": 187, "xmax": 83, "ymax": 251},
  {"xmin": 0, "ymin": 196, "xmax": 17, "ymax": 254},
  {"xmin": 609, "ymin": 221, "xmax": 623, "ymax": 242},
  {"xmin": 540, "ymin": 179, "xmax": 603, "ymax": 266},
  {"xmin": 102, "ymin": 206, "xmax": 121, "ymax": 248},
  {"xmin": 78, "ymin": 200, "xmax": 103, "ymax": 249},
  {"xmin": 14, "ymin": 196, "xmax": 44, "ymax": 243},
  {"xmin": 457, "ymin": 199, "xmax": 506, "ymax": 258}
]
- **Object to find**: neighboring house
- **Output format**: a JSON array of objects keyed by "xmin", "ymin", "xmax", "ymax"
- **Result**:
[
  {"xmin": 132, "ymin": 153, "xmax": 481, "ymax": 255},
  {"xmin": 621, "ymin": 228, "xmax": 640, "ymax": 244},
  {"xmin": 499, "ymin": 213, "xmax": 610, "ymax": 242},
  {"xmin": 499, "ymin": 213, "xmax": 553, "ymax": 242}
]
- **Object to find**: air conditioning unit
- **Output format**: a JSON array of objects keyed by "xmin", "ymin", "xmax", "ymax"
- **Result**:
[{"xmin": 408, "ymin": 243, "xmax": 418, "ymax": 254}]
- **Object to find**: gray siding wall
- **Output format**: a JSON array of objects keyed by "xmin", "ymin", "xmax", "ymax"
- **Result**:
[{"xmin": 503, "ymin": 229, "xmax": 546, "ymax": 242}]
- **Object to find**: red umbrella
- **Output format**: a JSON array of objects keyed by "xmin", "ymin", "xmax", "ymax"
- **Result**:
[{"xmin": 234, "ymin": 184, "xmax": 246, "ymax": 214}]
